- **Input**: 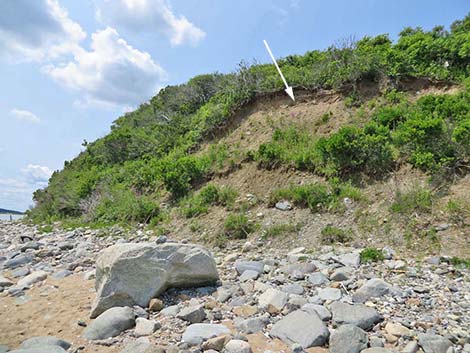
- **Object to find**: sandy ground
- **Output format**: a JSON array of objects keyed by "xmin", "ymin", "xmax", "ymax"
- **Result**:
[
  {"xmin": 0, "ymin": 274, "xmax": 122, "ymax": 353},
  {"xmin": 0, "ymin": 273, "xmax": 305, "ymax": 353}
]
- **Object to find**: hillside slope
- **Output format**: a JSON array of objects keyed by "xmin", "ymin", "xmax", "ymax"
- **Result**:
[{"xmin": 28, "ymin": 16, "xmax": 470, "ymax": 258}]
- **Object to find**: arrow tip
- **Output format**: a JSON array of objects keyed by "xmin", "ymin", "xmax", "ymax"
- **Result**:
[{"xmin": 285, "ymin": 86, "xmax": 295, "ymax": 102}]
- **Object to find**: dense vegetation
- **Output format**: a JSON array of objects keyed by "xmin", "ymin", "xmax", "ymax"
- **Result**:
[
  {"xmin": 256, "ymin": 87, "xmax": 470, "ymax": 179},
  {"xmin": 29, "ymin": 15, "xmax": 470, "ymax": 226}
]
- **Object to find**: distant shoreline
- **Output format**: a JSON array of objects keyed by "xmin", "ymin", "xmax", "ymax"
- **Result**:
[{"xmin": 0, "ymin": 209, "xmax": 25, "ymax": 215}]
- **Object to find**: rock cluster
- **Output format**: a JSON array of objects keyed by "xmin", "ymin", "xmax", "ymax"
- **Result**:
[{"xmin": 0, "ymin": 221, "xmax": 468, "ymax": 353}]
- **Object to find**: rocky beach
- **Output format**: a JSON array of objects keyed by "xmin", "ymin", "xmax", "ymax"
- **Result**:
[{"xmin": 0, "ymin": 220, "xmax": 468, "ymax": 353}]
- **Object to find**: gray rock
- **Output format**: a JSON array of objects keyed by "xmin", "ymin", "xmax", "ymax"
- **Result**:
[
  {"xmin": 281, "ymin": 283, "xmax": 304, "ymax": 295},
  {"xmin": 318, "ymin": 287, "xmax": 342, "ymax": 301},
  {"xmin": 83, "ymin": 270, "xmax": 96, "ymax": 281},
  {"xmin": 20, "ymin": 241, "xmax": 42, "ymax": 252},
  {"xmin": 330, "ymin": 302, "xmax": 382, "ymax": 330},
  {"xmin": 235, "ymin": 261, "xmax": 264, "ymax": 275},
  {"xmin": 0, "ymin": 345, "xmax": 9, "ymax": 353},
  {"xmin": 239, "ymin": 270, "xmax": 259, "ymax": 282},
  {"xmin": 360, "ymin": 349, "xmax": 395, "ymax": 353},
  {"xmin": 91, "ymin": 243, "xmax": 219, "ymax": 318},
  {"xmin": 224, "ymin": 339, "xmax": 252, "ymax": 353},
  {"xmin": 352, "ymin": 279, "xmax": 398, "ymax": 303},
  {"xmin": 177, "ymin": 305, "xmax": 206, "ymax": 323},
  {"xmin": 291, "ymin": 343, "xmax": 305, "ymax": 353},
  {"xmin": 329, "ymin": 324, "xmax": 368, "ymax": 353},
  {"xmin": 281, "ymin": 263, "xmax": 316, "ymax": 279},
  {"xmin": 418, "ymin": 334, "xmax": 452, "ymax": 353},
  {"xmin": 83, "ymin": 306, "xmax": 135, "ymax": 340},
  {"xmin": 57, "ymin": 241, "xmax": 74, "ymax": 250},
  {"xmin": 10, "ymin": 267, "xmax": 30, "ymax": 278},
  {"xmin": 403, "ymin": 341, "xmax": 419, "ymax": 353},
  {"xmin": 160, "ymin": 304, "xmax": 180, "ymax": 317},
  {"xmin": 275, "ymin": 201, "xmax": 292, "ymax": 211},
  {"xmin": 135, "ymin": 318, "xmax": 160, "ymax": 337},
  {"xmin": 182, "ymin": 323, "xmax": 230, "ymax": 345},
  {"xmin": 330, "ymin": 267, "xmax": 353, "ymax": 281},
  {"xmin": 16, "ymin": 271, "xmax": 47, "ymax": 288},
  {"xmin": 121, "ymin": 337, "xmax": 164, "ymax": 353},
  {"xmin": 426, "ymin": 256, "xmax": 441, "ymax": 265},
  {"xmin": 51, "ymin": 270, "xmax": 73, "ymax": 279},
  {"xmin": 334, "ymin": 252, "xmax": 361, "ymax": 268},
  {"xmin": 235, "ymin": 315, "xmax": 268, "ymax": 334},
  {"xmin": 0, "ymin": 275, "xmax": 13, "ymax": 287},
  {"xmin": 301, "ymin": 303, "xmax": 331, "ymax": 321},
  {"xmin": 4, "ymin": 254, "xmax": 32, "ymax": 269},
  {"xmin": 270, "ymin": 309, "xmax": 329, "ymax": 348},
  {"xmin": 369, "ymin": 338, "xmax": 384, "ymax": 348},
  {"xmin": 308, "ymin": 272, "xmax": 330, "ymax": 286},
  {"xmin": 8, "ymin": 346, "xmax": 66, "ymax": 353},
  {"xmin": 258, "ymin": 288, "xmax": 288, "ymax": 312},
  {"xmin": 21, "ymin": 336, "xmax": 71, "ymax": 350}
]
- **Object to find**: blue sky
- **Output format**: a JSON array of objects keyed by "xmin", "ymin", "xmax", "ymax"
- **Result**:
[{"xmin": 0, "ymin": 0, "xmax": 469, "ymax": 211}]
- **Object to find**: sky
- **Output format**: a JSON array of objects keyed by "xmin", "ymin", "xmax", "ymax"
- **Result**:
[{"xmin": 0, "ymin": 0, "xmax": 469, "ymax": 211}]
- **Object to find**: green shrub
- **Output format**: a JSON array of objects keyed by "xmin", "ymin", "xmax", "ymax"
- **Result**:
[
  {"xmin": 270, "ymin": 181, "xmax": 363, "ymax": 213},
  {"xmin": 264, "ymin": 223, "xmax": 301, "ymax": 238},
  {"xmin": 446, "ymin": 198, "xmax": 470, "ymax": 225},
  {"xmin": 448, "ymin": 257, "xmax": 470, "ymax": 268},
  {"xmin": 316, "ymin": 123, "xmax": 394, "ymax": 177},
  {"xmin": 218, "ymin": 186, "xmax": 238, "ymax": 208},
  {"xmin": 360, "ymin": 248, "xmax": 385, "ymax": 263},
  {"xmin": 256, "ymin": 127, "xmax": 318, "ymax": 170},
  {"xmin": 93, "ymin": 184, "xmax": 160, "ymax": 224},
  {"xmin": 29, "ymin": 14, "xmax": 470, "ymax": 224},
  {"xmin": 158, "ymin": 154, "xmax": 209, "ymax": 199},
  {"xmin": 182, "ymin": 184, "xmax": 238, "ymax": 218},
  {"xmin": 224, "ymin": 213, "xmax": 256, "ymax": 239},
  {"xmin": 270, "ymin": 183, "xmax": 332, "ymax": 212},
  {"xmin": 320, "ymin": 225, "xmax": 351, "ymax": 244},
  {"xmin": 38, "ymin": 224, "xmax": 54, "ymax": 233},
  {"xmin": 390, "ymin": 187, "xmax": 433, "ymax": 214}
]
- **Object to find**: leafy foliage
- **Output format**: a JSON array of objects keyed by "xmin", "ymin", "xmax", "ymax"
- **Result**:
[
  {"xmin": 29, "ymin": 15, "xmax": 470, "ymax": 224},
  {"xmin": 320, "ymin": 225, "xmax": 351, "ymax": 244},
  {"xmin": 182, "ymin": 184, "xmax": 238, "ymax": 218},
  {"xmin": 224, "ymin": 213, "xmax": 256, "ymax": 239},
  {"xmin": 360, "ymin": 248, "xmax": 385, "ymax": 263},
  {"xmin": 263, "ymin": 223, "xmax": 301, "ymax": 238},
  {"xmin": 269, "ymin": 180, "xmax": 363, "ymax": 213},
  {"xmin": 390, "ymin": 187, "xmax": 433, "ymax": 214}
]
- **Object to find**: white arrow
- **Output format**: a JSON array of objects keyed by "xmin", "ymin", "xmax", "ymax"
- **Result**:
[{"xmin": 263, "ymin": 39, "xmax": 295, "ymax": 102}]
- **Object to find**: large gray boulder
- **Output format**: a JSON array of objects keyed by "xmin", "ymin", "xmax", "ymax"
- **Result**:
[
  {"xmin": 270, "ymin": 309, "xmax": 329, "ymax": 348},
  {"xmin": 83, "ymin": 306, "xmax": 135, "ymax": 340},
  {"xmin": 330, "ymin": 324, "xmax": 368, "ymax": 353},
  {"xmin": 91, "ymin": 243, "xmax": 219, "ymax": 317},
  {"xmin": 330, "ymin": 302, "xmax": 382, "ymax": 330}
]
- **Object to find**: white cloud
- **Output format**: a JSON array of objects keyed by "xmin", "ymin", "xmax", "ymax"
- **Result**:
[
  {"xmin": 21, "ymin": 164, "xmax": 53, "ymax": 185},
  {"xmin": 10, "ymin": 109, "xmax": 41, "ymax": 123},
  {"xmin": 0, "ymin": 0, "xmax": 86, "ymax": 62},
  {"xmin": 0, "ymin": 164, "xmax": 53, "ymax": 211},
  {"xmin": 96, "ymin": 0, "xmax": 205, "ymax": 46},
  {"xmin": 44, "ymin": 27, "xmax": 167, "ymax": 107}
]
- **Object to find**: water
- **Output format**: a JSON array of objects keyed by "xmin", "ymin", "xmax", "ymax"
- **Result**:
[{"xmin": 0, "ymin": 214, "xmax": 24, "ymax": 221}]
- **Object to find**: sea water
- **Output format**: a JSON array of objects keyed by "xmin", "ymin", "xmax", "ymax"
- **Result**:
[{"xmin": 0, "ymin": 214, "xmax": 24, "ymax": 221}]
